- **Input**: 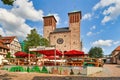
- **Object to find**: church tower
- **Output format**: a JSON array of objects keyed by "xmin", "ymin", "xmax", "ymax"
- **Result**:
[
  {"xmin": 68, "ymin": 11, "xmax": 82, "ymax": 50},
  {"xmin": 43, "ymin": 15, "xmax": 57, "ymax": 40}
]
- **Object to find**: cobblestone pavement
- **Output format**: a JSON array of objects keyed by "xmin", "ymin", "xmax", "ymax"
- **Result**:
[{"xmin": 90, "ymin": 64, "xmax": 120, "ymax": 77}]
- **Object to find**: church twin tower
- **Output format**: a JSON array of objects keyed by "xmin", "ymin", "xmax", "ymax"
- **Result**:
[{"xmin": 43, "ymin": 11, "xmax": 82, "ymax": 52}]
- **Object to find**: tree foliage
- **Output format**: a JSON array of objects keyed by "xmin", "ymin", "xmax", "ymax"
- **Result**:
[
  {"xmin": 1, "ymin": 0, "xmax": 14, "ymax": 5},
  {"xmin": 6, "ymin": 52, "xmax": 12, "ymax": 58},
  {"xmin": 88, "ymin": 47, "xmax": 103, "ymax": 58},
  {"xmin": 24, "ymin": 29, "xmax": 49, "ymax": 53}
]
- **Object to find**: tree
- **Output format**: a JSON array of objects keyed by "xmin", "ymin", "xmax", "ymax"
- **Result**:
[
  {"xmin": 88, "ymin": 47, "xmax": 103, "ymax": 58},
  {"xmin": 6, "ymin": 52, "xmax": 11, "ymax": 58},
  {"xmin": 24, "ymin": 29, "xmax": 49, "ymax": 53},
  {"xmin": 1, "ymin": 0, "xmax": 14, "ymax": 5}
]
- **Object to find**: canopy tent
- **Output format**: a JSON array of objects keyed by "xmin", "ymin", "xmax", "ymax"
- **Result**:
[
  {"xmin": 64, "ymin": 50, "xmax": 84, "ymax": 57},
  {"xmin": 14, "ymin": 51, "xmax": 35, "ymax": 58},
  {"xmin": 29, "ymin": 46, "xmax": 62, "ymax": 66},
  {"xmin": 34, "ymin": 50, "xmax": 62, "ymax": 56}
]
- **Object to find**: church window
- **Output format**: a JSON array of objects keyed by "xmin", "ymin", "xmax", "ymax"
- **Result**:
[
  {"xmin": 77, "ymin": 15, "xmax": 79, "ymax": 22},
  {"xmin": 73, "ymin": 42, "xmax": 75, "ymax": 44},
  {"xmin": 57, "ymin": 38, "xmax": 64, "ymax": 44},
  {"xmin": 75, "ymin": 15, "xmax": 77, "ymax": 22}
]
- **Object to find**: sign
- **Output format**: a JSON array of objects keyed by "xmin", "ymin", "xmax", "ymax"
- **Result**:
[{"xmin": 29, "ymin": 46, "xmax": 55, "ymax": 51}]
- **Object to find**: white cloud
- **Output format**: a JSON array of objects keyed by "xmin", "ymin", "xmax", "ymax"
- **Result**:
[
  {"xmin": 113, "ymin": 41, "xmax": 120, "ymax": 45},
  {"xmin": 90, "ymin": 25, "xmax": 96, "ymax": 30},
  {"xmin": 82, "ymin": 13, "xmax": 92, "ymax": 20},
  {"xmin": 93, "ymin": 0, "xmax": 120, "ymax": 24},
  {"xmin": 83, "ymin": 47, "xmax": 88, "ymax": 53},
  {"xmin": 92, "ymin": 40, "xmax": 113, "ymax": 47},
  {"xmin": 0, "ymin": 0, "xmax": 45, "ymax": 40},
  {"xmin": 0, "ymin": 8, "xmax": 32, "ymax": 39},
  {"xmin": 48, "ymin": 13, "xmax": 60, "ymax": 25},
  {"xmin": 0, "ymin": 27, "xmax": 5, "ymax": 36},
  {"xmin": 86, "ymin": 32, "xmax": 92, "ymax": 36},
  {"xmin": 96, "ymin": 30, "xmax": 103, "ymax": 34},
  {"xmin": 12, "ymin": 0, "xmax": 44, "ymax": 21}
]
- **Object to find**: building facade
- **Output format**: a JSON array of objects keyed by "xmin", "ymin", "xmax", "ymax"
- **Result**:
[
  {"xmin": 0, "ymin": 39, "xmax": 9, "ymax": 57},
  {"xmin": 43, "ymin": 11, "xmax": 82, "ymax": 52},
  {"xmin": 1, "ymin": 36, "xmax": 21, "ymax": 57},
  {"xmin": 111, "ymin": 46, "xmax": 120, "ymax": 64}
]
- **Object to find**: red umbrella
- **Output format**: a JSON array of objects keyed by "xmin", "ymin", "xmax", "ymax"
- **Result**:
[
  {"xmin": 14, "ymin": 51, "xmax": 35, "ymax": 58},
  {"xmin": 64, "ymin": 50, "xmax": 84, "ymax": 56},
  {"xmin": 14, "ymin": 51, "xmax": 27, "ymax": 57},
  {"xmin": 24, "ymin": 54, "xmax": 35, "ymax": 57},
  {"xmin": 36, "ymin": 49, "xmax": 62, "ymax": 56}
]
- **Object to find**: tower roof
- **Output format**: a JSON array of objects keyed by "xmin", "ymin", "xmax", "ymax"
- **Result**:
[
  {"xmin": 50, "ymin": 27, "xmax": 70, "ymax": 34},
  {"xmin": 43, "ymin": 15, "xmax": 57, "ymax": 22},
  {"xmin": 68, "ymin": 11, "xmax": 82, "ymax": 19}
]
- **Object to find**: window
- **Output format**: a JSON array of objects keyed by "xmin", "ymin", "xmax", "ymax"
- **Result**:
[
  {"xmin": 73, "ymin": 42, "xmax": 75, "ymax": 44},
  {"xmin": 57, "ymin": 38, "xmax": 64, "ymax": 44},
  {"xmin": 119, "ymin": 55, "xmax": 120, "ymax": 60},
  {"xmin": 0, "ymin": 49, "xmax": 2, "ymax": 52}
]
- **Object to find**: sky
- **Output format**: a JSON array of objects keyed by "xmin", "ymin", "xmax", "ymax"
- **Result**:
[{"xmin": 0, "ymin": 0, "xmax": 120, "ymax": 55}]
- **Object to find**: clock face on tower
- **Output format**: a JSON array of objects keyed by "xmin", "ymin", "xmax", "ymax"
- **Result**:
[{"xmin": 57, "ymin": 38, "xmax": 64, "ymax": 44}]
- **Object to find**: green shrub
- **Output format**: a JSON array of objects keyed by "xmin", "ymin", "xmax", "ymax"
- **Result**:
[
  {"xmin": 41, "ymin": 66, "xmax": 48, "ymax": 73},
  {"xmin": 31, "ymin": 66, "xmax": 40, "ymax": 72}
]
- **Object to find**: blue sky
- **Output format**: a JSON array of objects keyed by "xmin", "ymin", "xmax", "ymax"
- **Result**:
[{"xmin": 0, "ymin": 0, "xmax": 120, "ymax": 55}]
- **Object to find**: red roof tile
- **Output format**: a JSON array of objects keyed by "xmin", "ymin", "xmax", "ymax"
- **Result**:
[
  {"xmin": 114, "ymin": 46, "xmax": 120, "ymax": 51},
  {"xmin": 0, "ymin": 39, "xmax": 9, "ymax": 49},
  {"xmin": 1, "ymin": 36, "xmax": 16, "ymax": 44}
]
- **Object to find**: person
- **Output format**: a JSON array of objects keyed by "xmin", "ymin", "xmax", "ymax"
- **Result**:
[{"xmin": 70, "ymin": 69, "xmax": 74, "ymax": 75}]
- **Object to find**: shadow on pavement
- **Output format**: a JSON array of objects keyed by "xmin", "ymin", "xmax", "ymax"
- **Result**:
[{"xmin": 32, "ymin": 76, "xmax": 120, "ymax": 80}]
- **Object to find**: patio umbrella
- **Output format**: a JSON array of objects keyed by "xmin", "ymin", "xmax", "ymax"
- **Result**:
[
  {"xmin": 14, "ymin": 51, "xmax": 35, "ymax": 58},
  {"xmin": 14, "ymin": 51, "xmax": 27, "ymax": 57},
  {"xmin": 24, "ymin": 54, "xmax": 35, "ymax": 58},
  {"xmin": 64, "ymin": 50, "xmax": 84, "ymax": 57}
]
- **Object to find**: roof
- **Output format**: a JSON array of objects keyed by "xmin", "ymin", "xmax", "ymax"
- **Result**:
[
  {"xmin": 114, "ymin": 46, "xmax": 120, "ymax": 51},
  {"xmin": 50, "ymin": 27, "xmax": 71, "ymax": 34},
  {"xmin": 111, "ymin": 46, "xmax": 120, "ymax": 56},
  {"xmin": 0, "ymin": 40, "xmax": 9, "ymax": 49},
  {"xmin": 1, "ymin": 36, "xmax": 16, "ymax": 44},
  {"xmin": 43, "ymin": 15, "xmax": 57, "ymax": 22},
  {"xmin": 68, "ymin": 11, "xmax": 81, "ymax": 15}
]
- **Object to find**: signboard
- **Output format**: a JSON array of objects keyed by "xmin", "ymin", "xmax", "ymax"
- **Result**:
[{"xmin": 29, "ymin": 46, "xmax": 55, "ymax": 51}]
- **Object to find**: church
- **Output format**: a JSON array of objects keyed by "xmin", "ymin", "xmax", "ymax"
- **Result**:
[{"xmin": 43, "ymin": 11, "xmax": 82, "ymax": 52}]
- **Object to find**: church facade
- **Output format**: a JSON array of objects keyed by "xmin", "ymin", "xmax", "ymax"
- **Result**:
[{"xmin": 43, "ymin": 11, "xmax": 82, "ymax": 52}]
